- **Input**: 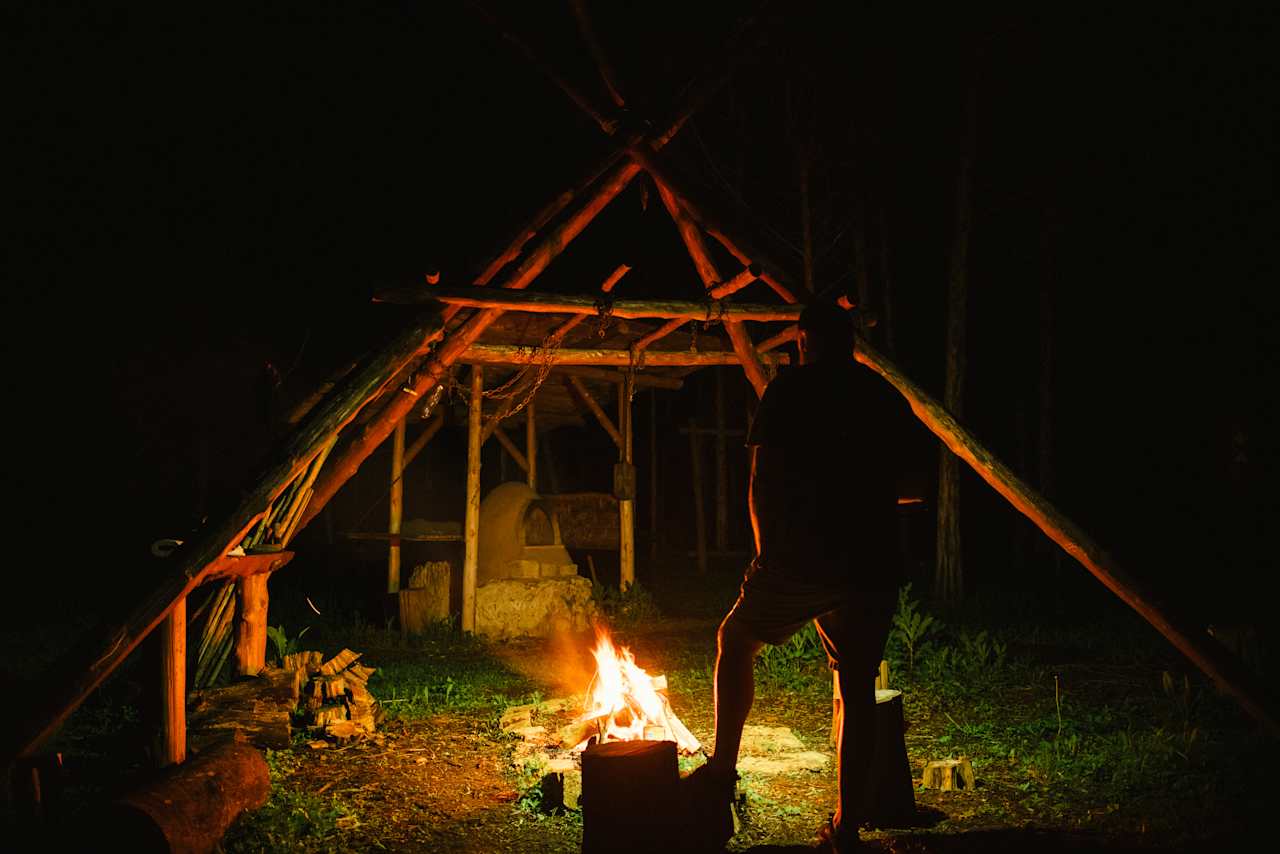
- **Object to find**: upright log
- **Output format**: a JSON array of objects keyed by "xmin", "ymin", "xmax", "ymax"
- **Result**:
[
  {"xmin": 388, "ymin": 416, "xmax": 406, "ymax": 595},
  {"xmin": 234, "ymin": 574, "xmax": 268, "ymax": 678},
  {"xmin": 714, "ymin": 369, "xmax": 728, "ymax": 552},
  {"xmin": 689, "ymin": 417, "xmax": 708, "ymax": 574},
  {"xmin": 5, "ymin": 310, "xmax": 445, "ymax": 764},
  {"xmin": 463, "ymin": 367, "xmax": 483, "ymax": 633},
  {"xmin": 649, "ymin": 390, "xmax": 659, "ymax": 563},
  {"xmin": 526, "ymin": 399, "xmax": 537, "ymax": 491},
  {"xmin": 159, "ymin": 598, "xmax": 186, "ymax": 767},
  {"xmin": 853, "ymin": 338, "xmax": 1280, "ymax": 736},
  {"xmin": 619, "ymin": 374, "xmax": 636, "ymax": 590}
]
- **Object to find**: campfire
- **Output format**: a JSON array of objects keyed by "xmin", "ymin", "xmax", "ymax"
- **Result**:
[{"xmin": 564, "ymin": 631, "xmax": 700, "ymax": 754}]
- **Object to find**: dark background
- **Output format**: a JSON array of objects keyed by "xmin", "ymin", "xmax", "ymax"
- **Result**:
[{"xmin": 5, "ymin": 2, "xmax": 1277, "ymax": 628}]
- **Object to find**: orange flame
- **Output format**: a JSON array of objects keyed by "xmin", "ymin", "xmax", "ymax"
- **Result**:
[{"xmin": 573, "ymin": 630, "xmax": 700, "ymax": 754}]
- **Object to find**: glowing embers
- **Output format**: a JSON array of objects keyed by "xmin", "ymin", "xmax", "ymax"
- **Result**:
[{"xmin": 569, "ymin": 630, "xmax": 700, "ymax": 754}]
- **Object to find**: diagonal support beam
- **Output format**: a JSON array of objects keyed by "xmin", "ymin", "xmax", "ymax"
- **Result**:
[
  {"xmin": 652, "ymin": 177, "xmax": 769, "ymax": 396},
  {"xmin": 492, "ymin": 424, "xmax": 529, "ymax": 473},
  {"xmin": 563, "ymin": 375, "xmax": 624, "ymax": 450}
]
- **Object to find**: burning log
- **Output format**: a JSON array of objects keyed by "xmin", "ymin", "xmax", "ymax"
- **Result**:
[{"xmin": 567, "ymin": 633, "xmax": 700, "ymax": 755}]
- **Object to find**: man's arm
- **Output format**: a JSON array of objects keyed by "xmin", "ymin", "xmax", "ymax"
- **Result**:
[{"xmin": 747, "ymin": 444, "xmax": 787, "ymax": 558}]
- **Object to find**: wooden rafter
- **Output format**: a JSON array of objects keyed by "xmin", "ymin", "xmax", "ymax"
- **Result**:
[
  {"xmin": 462, "ymin": 344, "xmax": 788, "ymax": 368},
  {"xmin": 377, "ymin": 286, "xmax": 798, "ymax": 323}
]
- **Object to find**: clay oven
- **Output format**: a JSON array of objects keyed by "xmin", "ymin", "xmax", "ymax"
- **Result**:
[{"xmin": 474, "ymin": 482, "xmax": 597, "ymax": 640}]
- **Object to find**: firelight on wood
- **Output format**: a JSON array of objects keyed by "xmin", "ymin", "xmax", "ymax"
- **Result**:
[{"xmin": 568, "ymin": 630, "xmax": 700, "ymax": 754}]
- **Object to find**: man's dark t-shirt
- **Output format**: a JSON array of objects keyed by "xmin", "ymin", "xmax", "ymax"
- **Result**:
[{"xmin": 746, "ymin": 359, "xmax": 910, "ymax": 592}]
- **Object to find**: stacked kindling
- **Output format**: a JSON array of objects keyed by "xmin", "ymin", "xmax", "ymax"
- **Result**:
[{"xmin": 284, "ymin": 649, "xmax": 381, "ymax": 739}]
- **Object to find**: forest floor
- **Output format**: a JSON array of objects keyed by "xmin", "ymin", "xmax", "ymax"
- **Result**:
[{"xmin": 4, "ymin": 562, "xmax": 1275, "ymax": 852}]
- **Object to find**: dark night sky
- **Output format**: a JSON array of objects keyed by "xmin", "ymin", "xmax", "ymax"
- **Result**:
[{"xmin": 5, "ymin": 2, "xmax": 1278, "ymax": 621}]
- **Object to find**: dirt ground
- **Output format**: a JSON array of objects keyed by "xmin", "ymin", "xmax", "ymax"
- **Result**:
[{"xmin": 258, "ymin": 615, "xmax": 1260, "ymax": 852}]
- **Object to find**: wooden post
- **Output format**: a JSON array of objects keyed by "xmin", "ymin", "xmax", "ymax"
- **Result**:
[
  {"xmin": 463, "ymin": 366, "xmax": 483, "ymax": 633},
  {"xmin": 688, "ymin": 416, "xmax": 708, "ymax": 574},
  {"xmin": 619, "ymin": 374, "xmax": 636, "ymax": 590},
  {"xmin": 649, "ymin": 390, "xmax": 659, "ymax": 563},
  {"xmin": 159, "ymin": 597, "xmax": 186, "ymax": 767},
  {"xmin": 388, "ymin": 416, "xmax": 405, "ymax": 595},
  {"xmin": 714, "ymin": 369, "xmax": 728, "ymax": 552},
  {"xmin": 526, "ymin": 399, "xmax": 537, "ymax": 491},
  {"xmin": 234, "ymin": 574, "xmax": 268, "ymax": 678}
]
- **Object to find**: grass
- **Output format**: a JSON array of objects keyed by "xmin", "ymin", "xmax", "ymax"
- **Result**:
[{"xmin": 4, "ymin": 562, "xmax": 1274, "ymax": 850}]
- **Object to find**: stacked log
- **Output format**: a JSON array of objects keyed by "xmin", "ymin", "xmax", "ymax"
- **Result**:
[{"xmin": 290, "ymin": 649, "xmax": 382, "ymax": 740}]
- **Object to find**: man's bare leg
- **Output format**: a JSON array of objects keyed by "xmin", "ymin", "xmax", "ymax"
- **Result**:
[
  {"xmin": 833, "ymin": 662, "xmax": 877, "ymax": 838},
  {"xmin": 708, "ymin": 615, "xmax": 763, "ymax": 779}
]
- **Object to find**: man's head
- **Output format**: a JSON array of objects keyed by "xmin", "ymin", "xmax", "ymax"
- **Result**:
[{"xmin": 798, "ymin": 299, "xmax": 855, "ymax": 362}]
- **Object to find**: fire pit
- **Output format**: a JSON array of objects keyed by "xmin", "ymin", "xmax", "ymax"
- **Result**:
[{"xmin": 503, "ymin": 630, "xmax": 700, "ymax": 822}]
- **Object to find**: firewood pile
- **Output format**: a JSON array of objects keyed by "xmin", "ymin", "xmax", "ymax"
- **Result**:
[{"xmin": 283, "ymin": 648, "xmax": 383, "ymax": 741}]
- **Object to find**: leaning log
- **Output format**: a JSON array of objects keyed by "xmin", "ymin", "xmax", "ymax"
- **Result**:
[
  {"xmin": 4, "ymin": 310, "xmax": 445, "ymax": 764},
  {"xmin": 91, "ymin": 737, "xmax": 269, "ymax": 854},
  {"xmin": 296, "ymin": 14, "xmax": 759, "ymax": 539},
  {"xmin": 854, "ymin": 337, "xmax": 1280, "ymax": 737}
]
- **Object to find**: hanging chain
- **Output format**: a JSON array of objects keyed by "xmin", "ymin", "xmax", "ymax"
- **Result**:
[{"xmin": 594, "ymin": 295, "xmax": 614, "ymax": 339}]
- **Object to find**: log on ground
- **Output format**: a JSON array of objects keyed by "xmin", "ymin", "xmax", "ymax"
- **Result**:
[{"xmin": 89, "ymin": 736, "xmax": 269, "ymax": 854}]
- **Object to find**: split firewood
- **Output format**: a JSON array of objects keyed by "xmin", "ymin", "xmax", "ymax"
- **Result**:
[{"xmin": 319, "ymin": 649, "xmax": 361, "ymax": 676}]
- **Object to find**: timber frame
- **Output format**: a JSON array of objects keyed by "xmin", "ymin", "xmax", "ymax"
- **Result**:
[{"xmin": 7, "ymin": 0, "xmax": 1275, "ymax": 777}]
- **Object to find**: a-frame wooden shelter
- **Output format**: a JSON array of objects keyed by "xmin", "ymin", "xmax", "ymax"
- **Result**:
[{"xmin": 7, "ymin": 1, "xmax": 1274, "ymax": 777}]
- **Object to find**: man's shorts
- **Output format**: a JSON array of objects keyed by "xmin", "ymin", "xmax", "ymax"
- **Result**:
[{"xmin": 724, "ymin": 557, "xmax": 896, "ymax": 678}]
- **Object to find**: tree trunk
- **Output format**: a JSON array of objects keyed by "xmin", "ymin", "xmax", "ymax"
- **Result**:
[{"xmin": 934, "ymin": 74, "xmax": 977, "ymax": 603}]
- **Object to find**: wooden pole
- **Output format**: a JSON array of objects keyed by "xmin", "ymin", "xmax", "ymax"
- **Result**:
[
  {"xmin": 714, "ymin": 369, "xmax": 728, "ymax": 552},
  {"xmin": 758, "ymin": 325, "xmax": 798, "ymax": 353},
  {"xmin": 564, "ymin": 375, "xmax": 624, "ymax": 449},
  {"xmin": 300, "ymin": 159, "xmax": 643, "ymax": 535},
  {"xmin": 233, "ymin": 574, "xmax": 268, "ymax": 677},
  {"xmin": 493, "ymin": 424, "xmax": 529, "ymax": 473},
  {"xmin": 649, "ymin": 390, "xmax": 659, "ymax": 564},
  {"xmin": 296, "ymin": 4, "xmax": 759, "ymax": 539},
  {"xmin": 526, "ymin": 399, "xmax": 537, "ymax": 491},
  {"xmin": 651, "ymin": 177, "xmax": 769, "ymax": 397},
  {"xmin": 465, "ymin": 345, "xmax": 788, "ymax": 368},
  {"xmin": 388, "ymin": 417, "xmax": 405, "ymax": 595},
  {"xmin": 463, "ymin": 366, "xmax": 483, "ymax": 634},
  {"xmin": 554, "ymin": 365, "xmax": 684, "ymax": 390},
  {"xmin": 569, "ymin": 0, "xmax": 627, "ymax": 108},
  {"xmin": 853, "ymin": 338, "xmax": 1280, "ymax": 737},
  {"xmin": 630, "ymin": 147, "xmax": 800, "ymax": 304},
  {"xmin": 376, "ymin": 286, "xmax": 800, "ymax": 323},
  {"xmin": 402, "ymin": 410, "xmax": 446, "ymax": 472},
  {"xmin": 619, "ymin": 374, "xmax": 636, "ymax": 590},
  {"xmin": 159, "ymin": 597, "xmax": 185, "ymax": 767},
  {"xmin": 689, "ymin": 416, "xmax": 708, "ymax": 574},
  {"xmin": 5, "ymin": 310, "xmax": 446, "ymax": 764}
]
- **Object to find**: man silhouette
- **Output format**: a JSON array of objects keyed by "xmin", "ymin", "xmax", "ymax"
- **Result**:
[{"xmin": 685, "ymin": 299, "xmax": 915, "ymax": 852}]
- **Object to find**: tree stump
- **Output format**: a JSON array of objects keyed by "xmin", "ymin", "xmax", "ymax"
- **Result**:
[
  {"xmin": 866, "ymin": 689, "xmax": 917, "ymax": 828},
  {"xmin": 580, "ymin": 739, "xmax": 679, "ymax": 854},
  {"xmin": 400, "ymin": 561, "xmax": 450, "ymax": 637},
  {"xmin": 922, "ymin": 756, "xmax": 976, "ymax": 791}
]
